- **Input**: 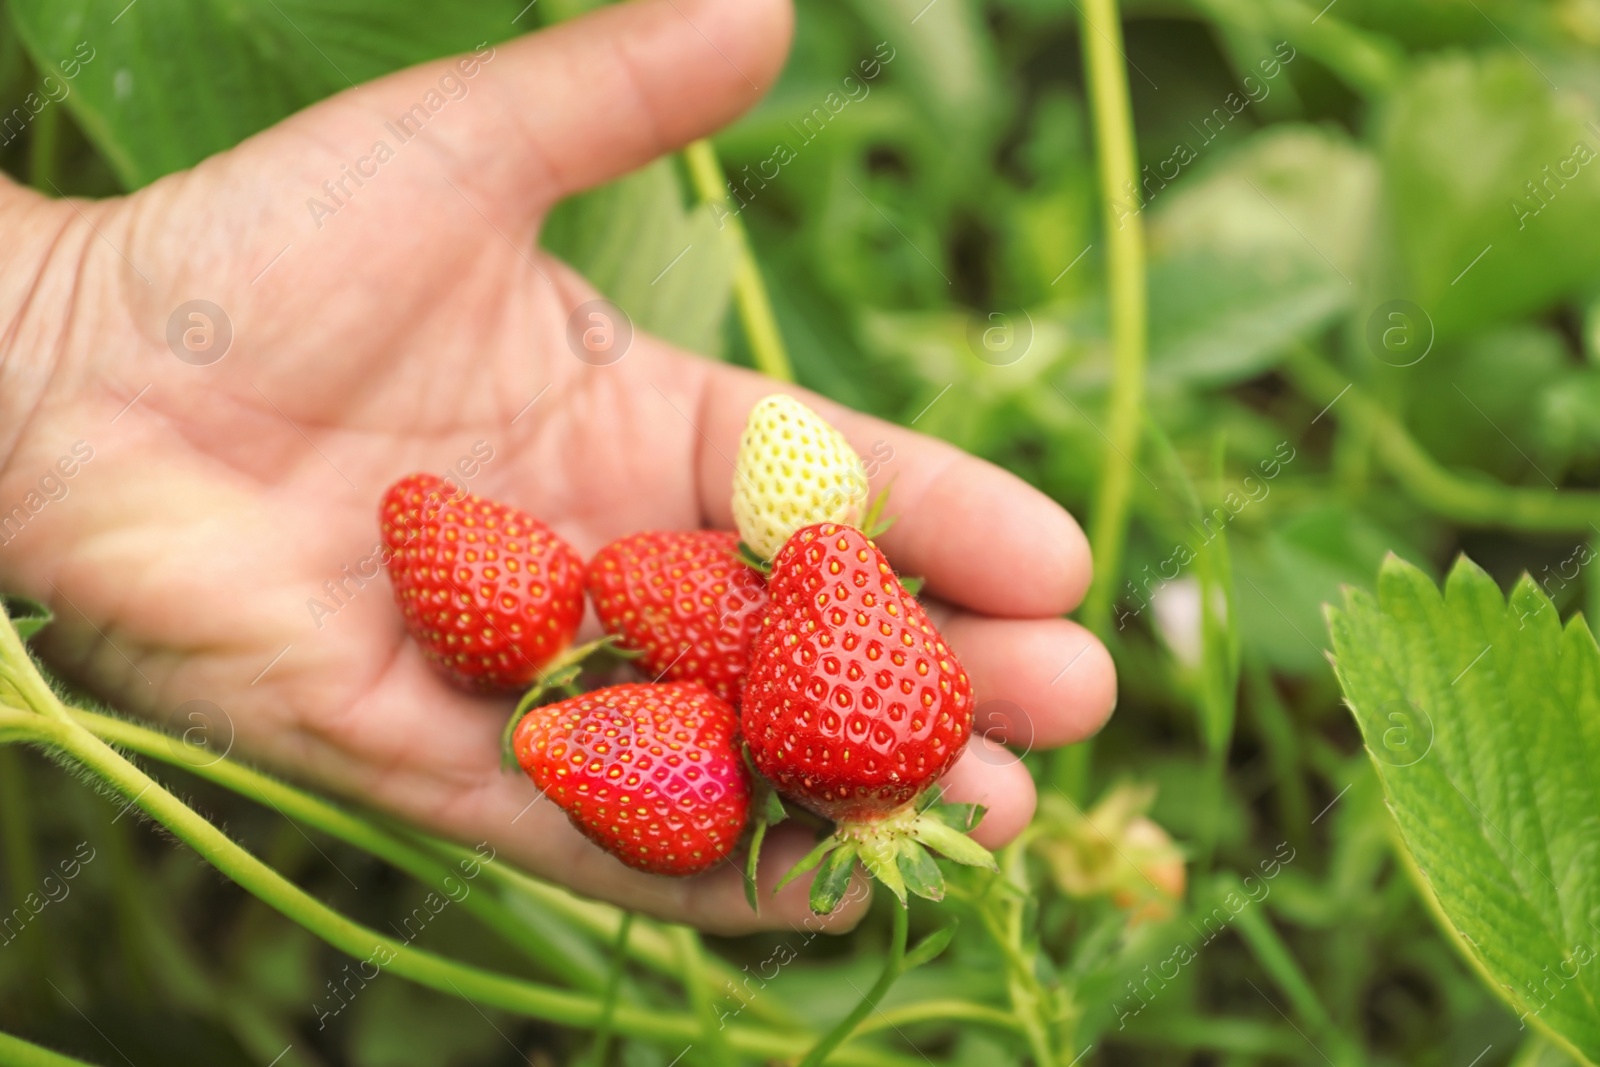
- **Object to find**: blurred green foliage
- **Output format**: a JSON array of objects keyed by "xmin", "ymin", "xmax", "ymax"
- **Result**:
[{"xmin": 6, "ymin": 0, "xmax": 1600, "ymax": 1064}]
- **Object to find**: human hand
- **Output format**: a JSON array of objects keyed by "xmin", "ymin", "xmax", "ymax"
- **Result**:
[{"xmin": 0, "ymin": 0, "xmax": 1115, "ymax": 933}]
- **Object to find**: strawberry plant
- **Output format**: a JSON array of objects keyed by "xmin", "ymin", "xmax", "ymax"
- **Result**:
[{"xmin": 6, "ymin": 0, "xmax": 1600, "ymax": 1065}]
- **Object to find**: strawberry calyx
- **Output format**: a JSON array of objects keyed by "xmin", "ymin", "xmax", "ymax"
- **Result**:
[
  {"xmin": 497, "ymin": 634, "xmax": 630, "ymax": 767},
  {"xmin": 774, "ymin": 787, "xmax": 997, "ymax": 913}
]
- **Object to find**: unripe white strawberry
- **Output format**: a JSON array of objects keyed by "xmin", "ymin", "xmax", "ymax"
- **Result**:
[{"xmin": 731, "ymin": 395, "xmax": 868, "ymax": 560}]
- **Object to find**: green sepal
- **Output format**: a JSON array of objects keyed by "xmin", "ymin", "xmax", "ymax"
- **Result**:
[
  {"xmin": 743, "ymin": 819, "xmax": 770, "ymax": 913},
  {"xmin": 902, "ymin": 920, "xmax": 958, "ymax": 970},
  {"xmin": 898, "ymin": 575, "xmax": 925, "ymax": 597},
  {"xmin": 735, "ymin": 541, "xmax": 773, "ymax": 573},
  {"xmin": 741, "ymin": 772, "xmax": 789, "ymax": 913},
  {"xmin": 911, "ymin": 819, "xmax": 998, "ymax": 870},
  {"xmin": 896, "ymin": 841, "xmax": 946, "ymax": 903},
  {"xmin": 762, "ymin": 788, "xmax": 788, "ymax": 825},
  {"xmin": 774, "ymin": 833, "xmax": 841, "ymax": 895},
  {"xmin": 3, "ymin": 596, "xmax": 52, "ymax": 640},
  {"xmin": 862, "ymin": 479, "xmax": 897, "ymax": 540},
  {"xmin": 808, "ymin": 842, "xmax": 859, "ymax": 914},
  {"xmin": 929, "ymin": 802, "xmax": 986, "ymax": 832},
  {"xmin": 913, "ymin": 785, "xmax": 946, "ymax": 813},
  {"xmin": 859, "ymin": 836, "xmax": 909, "ymax": 906}
]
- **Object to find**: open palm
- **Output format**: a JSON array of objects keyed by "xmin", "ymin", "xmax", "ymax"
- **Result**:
[{"xmin": 0, "ymin": 0, "xmax": 1115, "ymax": 932}]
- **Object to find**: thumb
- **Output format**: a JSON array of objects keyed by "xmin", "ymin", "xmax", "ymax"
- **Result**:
[{"xmin": 278, "ymin": 0, "xmax": 793, "ymax": 230}]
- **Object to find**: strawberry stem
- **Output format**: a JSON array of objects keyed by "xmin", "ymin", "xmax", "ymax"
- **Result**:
[
  {"xmin": 579, "ymin": 911, "xmax": 633, "ymax": 1067},
  {"xmin": 796, "ymin": 902, "xmax": 910, "ymax": 1067},
  {"xmin": 735, "ymin": 540, "xmax": 773, "ymax": 573},
  {"xmin": 499, "ymin": 634, "xmax": 624, "ymax": 768}
]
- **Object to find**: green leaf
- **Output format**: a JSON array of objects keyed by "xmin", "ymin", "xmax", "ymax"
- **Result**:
[
  {"xmin": 8, "ymin": 0, "xmax": 524, "ymax": 188},
  {"xmin": 1147, "ymin": 127, "xmax": 1377, "ymax": 388},
  {"xmin": 1380, "ymin": 52, "xmax": 1600, "ymax": 338},
  {"xmin": 808, "ymin": 842, "xmax": 859, "ymax": 915},
  {"xmin": 541, "ymin": 159, "xmax": 735, "ymax": 357},
  {"xmin": 1329, "ymin": 555, "xmax": 1600, "ymax": 1061},
  {"xmin": 2, "ymin": 595, "xmax": 52, "ymax": 640},
  {"xmin": 902, "ymin": 920, "xmax": 958, "ymax": 970},
  {"xmin": 897, "ymin": 575, "xmax": 925, "ymax": 597}
]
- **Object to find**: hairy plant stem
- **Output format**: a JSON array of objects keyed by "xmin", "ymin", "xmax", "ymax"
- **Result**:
[
  {"xmin": 683, "ymin": 138, "xmax": 795, "ymax": 382},
  {"xmin": 70, "ymin": 706, "xmax": 801, "ymax": 1029},
  {"xmin": 1287, "ymin": 346, "xmax": 1600, "ymax": 532},
  {"xmin": 69, "ymin": 707, "xmax": 606, "ymax": 991},
  {"xmin": 0, "ymin": 705, "xmax": 915, "ymax": 1066},
  {"xmin": 674, "ymin": 924, "xmax": 734, "ymax": 1067},
  {"xmin": 798, "ymin": 903, "xmax": 910, "ymax": 1067},
  {"xmin": 583, "ymin": 912, "xmax": 633, "ymax": 1067},
  {"xmin": 1078, "ymin": 0, "xmax": 1149, "ymax": 638},
  {"xmin": 983, "ymin": 847, "xmax": 1062, "ymax": 1067}
]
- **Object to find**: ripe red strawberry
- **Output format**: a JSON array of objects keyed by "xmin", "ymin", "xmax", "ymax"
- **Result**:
[
  {"xmin": 511, "ymin": 682, "xmax": 751, "ymax": 876},
  {"xmin": 585, "ymin": 530, "xmax": 767, "ymax": 705},
  {"xmin": 380, "ymin": 473, "xmax": 584, "ymax": 692},
  {"xmin": 743, "ymin": 523, "xmax": 992, "ymax": 911}
]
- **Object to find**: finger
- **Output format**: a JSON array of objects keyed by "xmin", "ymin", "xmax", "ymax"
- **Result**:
[
  {"xmin": 694, "ymin": 361, "xmax": 1092, "ymax": 618},
  {"xmin": 936, "ymin": 740, "xmax": 1038, "ymax": 849},
  {"xmin": 934, "ymin": 613, "xmax": 1116, "ymax": 749},
  {"xmin": 280, "ymin": 0, "xmax": 793, "ymax": 228}
]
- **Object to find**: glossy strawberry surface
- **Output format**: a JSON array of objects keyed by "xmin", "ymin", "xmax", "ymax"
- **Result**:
[
  {"xmin": 742, "ymin": 523, "xmax": 973, "ymax": 822},
  {"xmin": 512, "ymin": 682, "xmax": 751, "ymax": 876},
  {"xmin": 380, "ymin": 473, "xmax": 584, "ymax": 691},
  {"xmin": 586, "ymin": 530, "xmax": 767, "ymax": 705}
]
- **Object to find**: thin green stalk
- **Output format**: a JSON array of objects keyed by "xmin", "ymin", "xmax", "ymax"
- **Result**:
[
  {"xmin": 583, "ymin": 912, "xmax": 634, "ymax": 1067},
  {"xmin": 411, "ymin": 831, "xmax": 803, "ymax": 1029},
  {"xmin": 1078, "ymin": 0, "xmax": 1149, "ymax": 636},
  {"xmin": 2, "ymin": 710, "xmax": 910, "ymax": 1067},
  {"xmin": 798, "ymin": 904, "xmax": 910, "ymax": 1067},
  {"xmin": 1186, "ymin": 0, "xmax": 1403, "ymax": 98},
  {"xmin": 855, "ymin": 999, "xmax": 1023, "ymax": 1037},
  {"xmin": 75, "ymin": 706, "xmax": 803, "ymax": 1030},
  {"xmin": 27, "ymin": 89, "xmax": 61, "ymax": 192},
  {"xmin": 0, "ymin": 1029, "xmax": 97, "ymax": 1067},
  {"xmin": 683, "ymin": 138, "xmax": 795, "ymax": 382},
  {"xmin": 1286, "ymin": 347, "xmax": 1600, "ymax": 531},
  {"xmin": 1225, "ymin": 876, "xmax": 1359, "ymax": 1065},
  {"xmin": 70, "ymin": 707, "xmax": 606, "ymax": 992},
  {"xmin": 992, "ymin": 845, "xmax": 1061, "ymax": 1067},
  {"xmin": 673, "ymin": 924, "xmax": 734, "ymax": 1067}
]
